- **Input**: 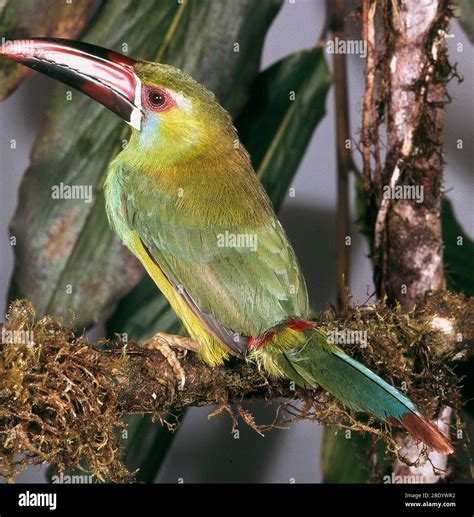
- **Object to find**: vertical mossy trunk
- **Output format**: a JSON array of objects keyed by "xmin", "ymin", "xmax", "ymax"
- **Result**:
[{"xmin": 379, "ymin": 0, "xmax": 450, "ymax": 311}]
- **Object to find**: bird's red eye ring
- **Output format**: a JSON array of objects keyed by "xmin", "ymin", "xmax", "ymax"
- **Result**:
[{"xmin": 143, "ymin": 86, "xmax": 174, "ymax": 112}]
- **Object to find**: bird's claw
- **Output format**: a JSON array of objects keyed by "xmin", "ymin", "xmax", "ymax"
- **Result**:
[{"xmin": 143, "ymin": 334, "xmax": 188, "ymax": 390}]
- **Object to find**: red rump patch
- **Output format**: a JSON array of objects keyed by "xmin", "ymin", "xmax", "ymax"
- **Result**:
[
  {"xmin": 252, "ymin": 330, "xmax": 276, "ymax": 349},
  {"xmin": 249, "ymin": 318, "xmax": 316, "ymax": 349},
  {"xmin": 287, "ymin": 318, "xmax": 317, "ymax": 332}
]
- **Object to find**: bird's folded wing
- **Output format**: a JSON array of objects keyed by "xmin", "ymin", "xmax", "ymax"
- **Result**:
[{"xmin": 125, "ymin": 184, "xmax": 308, "ymax": 339}]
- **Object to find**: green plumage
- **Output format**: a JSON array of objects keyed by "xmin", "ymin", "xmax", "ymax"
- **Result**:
[
  {"xmin": 106, "ymin": 158, "xmax": 308, "ymax": 338},
  {"xmin": 104, "ymin": 60, "xmax": 451, "ymax": 451},
  {"xmin": 276, "ymin": 329, "xmax": 418, "ymax": 421}
]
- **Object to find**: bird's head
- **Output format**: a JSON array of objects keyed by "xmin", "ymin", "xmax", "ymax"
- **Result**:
[
  {"xmin": 0, "ymin": 38, "xmax": 237, "ymax": 167},
  {"xmin": 131, "ymin": 60, "xmax": 236, "ymax": 167}
]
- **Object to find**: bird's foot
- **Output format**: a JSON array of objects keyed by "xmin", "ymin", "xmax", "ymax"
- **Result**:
[{"xmin": 142, "ymin": 333, "xmax": 198, "ymax": 390}]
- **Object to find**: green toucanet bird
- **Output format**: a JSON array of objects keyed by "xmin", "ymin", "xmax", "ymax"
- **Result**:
[{"xmin": 0, "ymin": 38, "xmax": 452, "ymax": 454}]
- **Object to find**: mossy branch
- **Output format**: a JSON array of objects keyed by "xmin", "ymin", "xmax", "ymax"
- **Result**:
[{"xmin": 0, "ymin": 291, "xmax": 471, "ymax": 482}]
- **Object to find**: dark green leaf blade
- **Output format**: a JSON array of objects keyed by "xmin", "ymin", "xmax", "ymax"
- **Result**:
[
  {"xmin": 321, "ymin": 428, "xmax": 391, "ymax": 483},
  {"xmin": 160, "ymin": 0, "xmax": 283, "ymax": 115},
  {"xmin": 442, "ymin": 197, "xmax": 474, "ymax": 296},
  {"xmin": 237, "ymin": 48, "xmax": 331, "ymax": 211}
]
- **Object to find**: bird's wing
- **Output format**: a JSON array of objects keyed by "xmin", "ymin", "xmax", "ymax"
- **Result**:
[{"xmin": 124, "ymin": 177, "xmax": 308, "ymax": 341}]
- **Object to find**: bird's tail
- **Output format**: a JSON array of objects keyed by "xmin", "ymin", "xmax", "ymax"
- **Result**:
[{"xmin": 264, "ymin": 323, "xmax": 453, "ymax": 454}]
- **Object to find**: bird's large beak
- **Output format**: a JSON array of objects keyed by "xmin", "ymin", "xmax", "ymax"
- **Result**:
[{"xmin": 0, "ymin": 38, "xmax": 142, "ymax": 130}]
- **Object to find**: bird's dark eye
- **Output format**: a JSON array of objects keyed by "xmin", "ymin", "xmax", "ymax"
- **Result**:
[
  {"xmin": 148, "ymin": 90, "xmax": 165, "ymax": 108},
  {"xmin": 143, "ymin": 86, "xmax": 174, "ymax": 112}
]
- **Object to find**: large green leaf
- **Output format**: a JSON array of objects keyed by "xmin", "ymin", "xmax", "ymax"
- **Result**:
[
  {"xmin": 238, "ymin": 48, "xmax": 331, "ymax": 211},
  {"xmin": 160, "ymin": 0, "xmax": 283, "ymax": 117},
  {"xmin": 442, "ymin": 197, "xmax": 474, "ymax": 296},
  {"xmin": 0, "ymin": 0, "xmax": 99, "ymax": 99},
  {"xmin": 107, "ymin": 47, "xmax": 331, "ymax": 481},
  {"xmin": 321, "ymin": 428, "xmax": 391, "ymax": 483},
  {"xmin": 122, "ymin": 412, "xmax": 185, "ymax": 483},
  {"xmin": 7, "ymin": 0, "xmax": 281, "ymax": 330}
]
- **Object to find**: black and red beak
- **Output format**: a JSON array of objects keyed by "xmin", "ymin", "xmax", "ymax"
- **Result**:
[{"xmin": 0, "ymin": 38, "xmax": 143, "ymax": 130}]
